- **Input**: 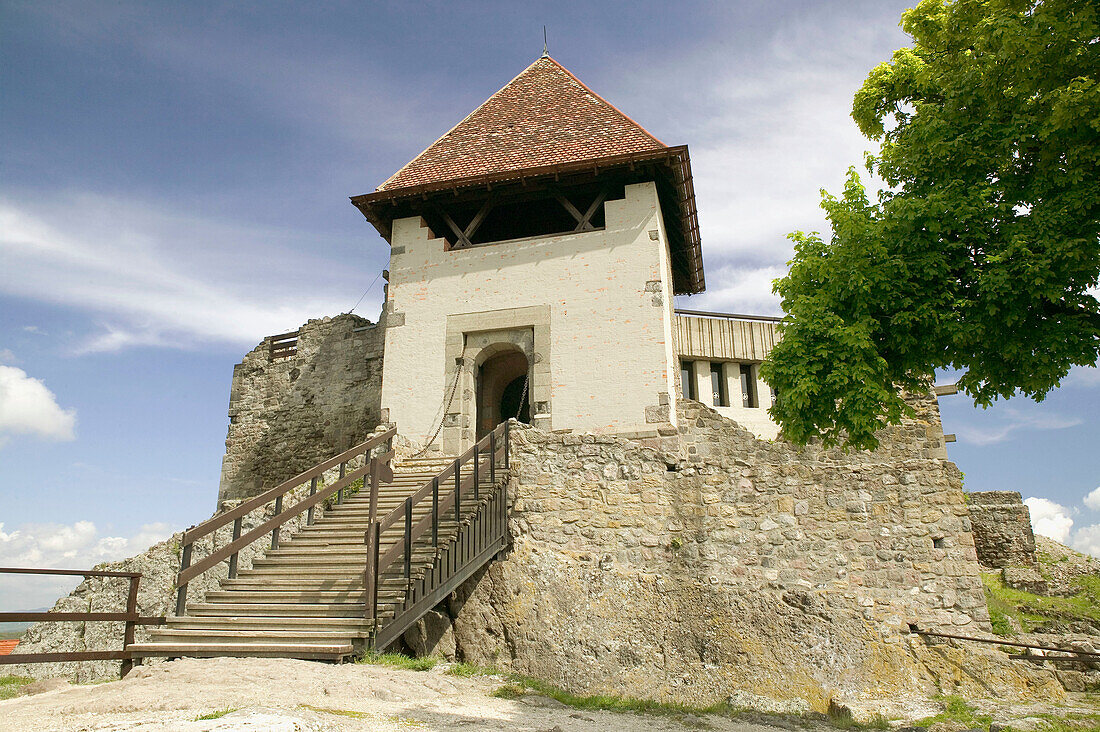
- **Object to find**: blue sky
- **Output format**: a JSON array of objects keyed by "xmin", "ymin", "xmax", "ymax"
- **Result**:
[{"xmin": 2, "ymin": 1, "xmax": 1097, "ymax": 608}]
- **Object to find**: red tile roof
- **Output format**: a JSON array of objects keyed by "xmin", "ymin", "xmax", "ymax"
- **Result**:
[
  {"xmin": 378, "ymin": 56, "xmax": 667, "ymax": 191},
  {"xmin": 0, "ymin": 639, "xmax": 19, "ymax": 656}
]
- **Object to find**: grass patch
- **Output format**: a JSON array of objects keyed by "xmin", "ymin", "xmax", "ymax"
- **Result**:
[
  {"xmin": 490, "ymin": 682, "xmax": 526, "ymax": 700},
  {"xmin": 0, "ymin": 675, "xmax": 34, "ymax": 700},
  {"xmin": 912, "ymin": 695, "xmax": 993, "ymax": 729},
  {"xmin": 359, "ymin": 651, "xmax": 438, "ymax": 671},
  {"xmin": 193, "ymin": 707, "xmax": 236, "ymax": 720},
  {"xmin": 982, "ymin": 572, "xmax": 1100, "ymax": 635},
  {"xmin": 445, "ymin": 662, "xmax": 497, "ymax": 677}
]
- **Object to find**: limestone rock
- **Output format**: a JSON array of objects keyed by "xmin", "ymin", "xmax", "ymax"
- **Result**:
[{"xmin": 403, "ymin": 609, "xmax": 457, "ymax": 661}]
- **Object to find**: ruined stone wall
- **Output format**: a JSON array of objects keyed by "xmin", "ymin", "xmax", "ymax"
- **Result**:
[
  {"xmin": 967, "ymin": 491, "xmax": 1038, "ymax": 569},
  {"xmin": 218, "ymin": 314, "xmax": 385, "ymax": 502},
  {"xmin": 438, "ymin": 396, "xmax": 1058, "ymax": 712}
]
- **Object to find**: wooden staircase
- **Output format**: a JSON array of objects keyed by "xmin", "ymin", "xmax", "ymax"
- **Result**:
[{"xmin": 129, "ymin": 425, "xmax": 511, "ymax": 663}]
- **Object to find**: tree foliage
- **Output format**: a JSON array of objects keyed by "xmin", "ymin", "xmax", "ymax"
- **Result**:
[{"xmin": 763, "ymin": 0, "xmax": 1100, "ymax": 450}]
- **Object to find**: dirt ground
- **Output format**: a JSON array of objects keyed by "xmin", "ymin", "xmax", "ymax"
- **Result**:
[{"xmin": 0, "ymin": 657, "xmax": 829, "ymax": 732}]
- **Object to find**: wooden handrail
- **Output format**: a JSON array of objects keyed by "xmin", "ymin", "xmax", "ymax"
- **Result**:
[
  {"xmin": 177, "ymin": 462, "xmax": 371, "ymax": 586},
  {"xmin": 0, "ymin": 568, "xmax": 160, "ymax": 677},
  {"xmin": 0, "ymin": 567, "xmax": 142, "ymax": 578},
  {"xmin": 174, "ymin": 428, "xmax": 396, "ymax": 616},
  {"xmin": 375, "ymin": 429, "xmax": 501, "ymax": 533},
  {"xmin": 369, "ymin": 422, "xmax": 510, "ymax": 617},
  {"xmin": 183, "ymin": 428, "xmax": 396, "ymax": 545},
  {"xmin": 368, "ymin": 421, "xmax": 512, "ymax": 649}
]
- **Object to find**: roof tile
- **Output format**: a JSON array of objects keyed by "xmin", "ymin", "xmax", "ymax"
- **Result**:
[{"xmin": 379, "ymin": 56, "xmax": 666, "ymax": 191}]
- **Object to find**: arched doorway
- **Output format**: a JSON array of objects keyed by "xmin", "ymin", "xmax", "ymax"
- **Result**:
[{"xmin": 477, "ymin": 349, "xmax": 530, "ymax": 439}]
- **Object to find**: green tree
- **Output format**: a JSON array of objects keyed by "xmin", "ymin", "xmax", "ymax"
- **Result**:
[{"xmin": 763, "ymin": 0, "xmax": 1100, "ymax": 450}]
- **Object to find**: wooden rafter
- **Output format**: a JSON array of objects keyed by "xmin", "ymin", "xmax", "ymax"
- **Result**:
[{"xmin": 432, "ymin": 193, "xmax": 498, "ymax": 250}]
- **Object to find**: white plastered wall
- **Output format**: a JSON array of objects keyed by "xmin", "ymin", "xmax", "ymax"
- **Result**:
[{"xmin": 381, "ymin": 181, "xmax": 678, "ymax": 449}]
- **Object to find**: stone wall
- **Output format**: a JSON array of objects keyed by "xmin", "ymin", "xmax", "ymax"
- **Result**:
[
  {"xmin": 434, "ymin": 396, "xmax": 1060, "ymax": 713},
  {"xmin": 967, "ymin": 491, "xmax": 1039, "ymax": 569},
  {"xmin": 218, "ymin": 314, "xmax": 385, "ymax": 502}
]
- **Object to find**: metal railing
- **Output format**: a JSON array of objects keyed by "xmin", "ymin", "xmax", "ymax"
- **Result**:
[
  {"xmin": 369, "ymin": 421, "xmax": 511, "ymax": 649},
  {"xmin": 0, "ymin": 568, "xmax": 164, "ymax": 677},
  {"xmin": 910, "ymin": 625, "xmax": 1100, "ymax": 662},
  {"xmin": 674, "ymin": 308, "xmax": 783, "ymax": 323},
  {"xmin": 174, "ymin": 427, "xmax": 397, "ymax": 616}
]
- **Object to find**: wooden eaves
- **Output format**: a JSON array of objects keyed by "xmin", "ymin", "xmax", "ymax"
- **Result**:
[{"xmin": 350, "ymin": 145, "xmax": 705, "ymax": 296}]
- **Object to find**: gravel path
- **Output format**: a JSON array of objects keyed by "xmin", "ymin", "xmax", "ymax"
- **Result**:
[{"xmin": 0, "ymin": 657, "xmax": 820, "ymax": 731}]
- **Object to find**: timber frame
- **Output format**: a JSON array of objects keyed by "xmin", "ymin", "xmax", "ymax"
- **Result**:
[{"xmin": 351, "ymin": 145, "xmax": 704, "ymax": 295}]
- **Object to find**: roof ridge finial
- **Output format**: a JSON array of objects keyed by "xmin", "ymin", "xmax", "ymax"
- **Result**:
[{"xmin": 542, "ymin": 25, "xmax": 549, "ymax": 58}]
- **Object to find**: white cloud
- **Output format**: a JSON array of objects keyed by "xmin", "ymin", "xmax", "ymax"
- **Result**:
[
  {"xmin": 0, "ymin": 521, "xmax": 175, "ymax": 610},
  {"xmin": 0, "ymin": 365, "xmax": 76, "ymax": 443},
  {"xmin": 678, "ymin": 264, "xmax": 786, "ymax": 315},
  {"xmin": 957, "ymin": 406, "xmax": 1082, "ymax": 446},
  {"xmin": 1024, "ymin": 497, "xmax": 1074, "ymax": 543},
  {"xmin": 1071, "ymin": 523, "xmax": 1100, "ymax": 559},
  {"xmin": 1084, "ymin": 486, "xmax": 1100, "ymax": 512},
  {"xmin": 0, "ymin": 349, "xmax": 17, "ymax": 364},
  {"xmin": 1065, "ymin": 365, "xmax": 1100, "ymax": 389},
  {"xmin": 0, "ymin": 195, "xmax": 382, "ymax": 353}
]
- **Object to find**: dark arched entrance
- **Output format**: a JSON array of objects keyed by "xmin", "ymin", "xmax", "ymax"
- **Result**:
[{"xmin": 477, "ymin": 349, "xmax": 530, "ymax": 439}]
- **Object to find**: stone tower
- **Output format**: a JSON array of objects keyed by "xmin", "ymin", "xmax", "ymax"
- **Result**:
[{"xmin": 353, "ymin": 56, "xmax": 704, "ymax": 454}]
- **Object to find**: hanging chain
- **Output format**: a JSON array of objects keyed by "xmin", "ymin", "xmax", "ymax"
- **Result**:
[
  {"xmin": 515, "ymin": 373, "xmax": 530, "ymax": 421},
  {"xmin": 412, "ymin": 363, "xmax": 462, "ymax": 458}
]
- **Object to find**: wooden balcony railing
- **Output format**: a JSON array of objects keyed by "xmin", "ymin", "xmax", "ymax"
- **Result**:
[{"xmin": 0, "ymin": 567, "xmax": 165, "ymax": 677}]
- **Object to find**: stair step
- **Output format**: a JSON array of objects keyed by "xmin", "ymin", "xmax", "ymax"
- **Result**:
[
  {"xmin": 128, "ymin": 642, "xmax": 355, "ymax": 659},
  {"xmin": 167, "ymin": 617, "xmax": 373, "ymax": 632},
  {"xmin": 151, "ymin": 628, "xmax": 371, "ymax": 642},
  {"xmin": 185, "ymin": 603, "xmax": 366, "ymax": 617}
]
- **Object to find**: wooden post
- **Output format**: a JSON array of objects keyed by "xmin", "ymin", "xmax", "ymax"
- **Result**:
[
  {"xmin": 227, "ymin": 517, "xmax": 243, "ymax": 579},
  {"xmin": 473, "ymin": 445, "xmax": 480, "ymax": 500},
  {"xmin": 490, "ymin": 433, "xmax": 496, "ymax": 484},
  {"xmin": 504, "ymin": 421, "xmax": 510, "ymax": 469},
  {"xmin": 363, "ymin": 458, "xmax": 381, "ymax": 620},
  {"xmin": 338, "ymin": 462, "xmax": 346, "ymax": 504},
  {"xmin": 454, "ymin": 459, "xmax": 462, "ymax": 520},
  {"xmin": 174, "ymin": 542, "xmax": 192, "ymax": 617},
  {"xmin": 120, "ymin": 574, "xmax": 140, "ymax": 677},
  {"xmin": 431, "ymin": 477, "xmax": 439, "ymax": 546},
  {"xmin": 270, "ymin": 494, "xmax": 283, "ymax": 550},
  {"xmin": 307, "ymin": 476, "xmax": 318, "ymax": 525},
  {"xmin": 403, "ymin": 497, "xmax": 413, "ymax": 602}
]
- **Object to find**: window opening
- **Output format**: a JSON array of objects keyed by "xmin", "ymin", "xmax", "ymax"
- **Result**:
[
  {"xmin": 710, "ymin": 363, "xmax": 728, "ymax": 407},
  {"xmin": 740, "ymin": 364, "xmax": 757, "ymax": 408},
  {"xmin": 680, "ymin": 360, "xmax": 695, "ymax": 400}
]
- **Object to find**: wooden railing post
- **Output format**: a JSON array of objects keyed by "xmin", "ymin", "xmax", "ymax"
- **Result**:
[
  {"xmin": 120, "ymin": 574, "xmax": 140, "ymax": 677},
  {"xmin": 403, "ymin": 497, "xmax": 413, "ymax": 601},
  {"xmin": 337, "ymin": 462, "xmax": 346, "ymax": 504},
  {"xmin": 454, "ymin": 459, "xmax": 462, "ymax": 521},
  {"xmin": 490, "ymin": 433, "xmax": 496, "ymax": 484},
  {"xmin": 431, "ymin": 477, "xmax": 439, "ymax": 547},
  {"xmin": 270, "ymin": 494, "xmax": 283, "ymax": 550},
  {"xmin": 306, "ymin": 476, "xmax": 318, "ymax": 525},
  {"xmin": 227, "ymin": 517, "xmax": 243, "ymax": 579},
  {"xmin": 504, "ymin": 420, "xmax": 510, "ymax": 469},
  {"xmin": 175, "ymin": 542, "xmax": 192, "ymax": 617},
  {"xmin": 473, "ymin": 445, "xmax": 480, "ymax": 500},
  {"xmin": 371, "ymin": 522, "xmax": 381, "ymax": 623},
  {"xmin": 363, "ymin": 456, "xmax": 382, "ymax": 622}
]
